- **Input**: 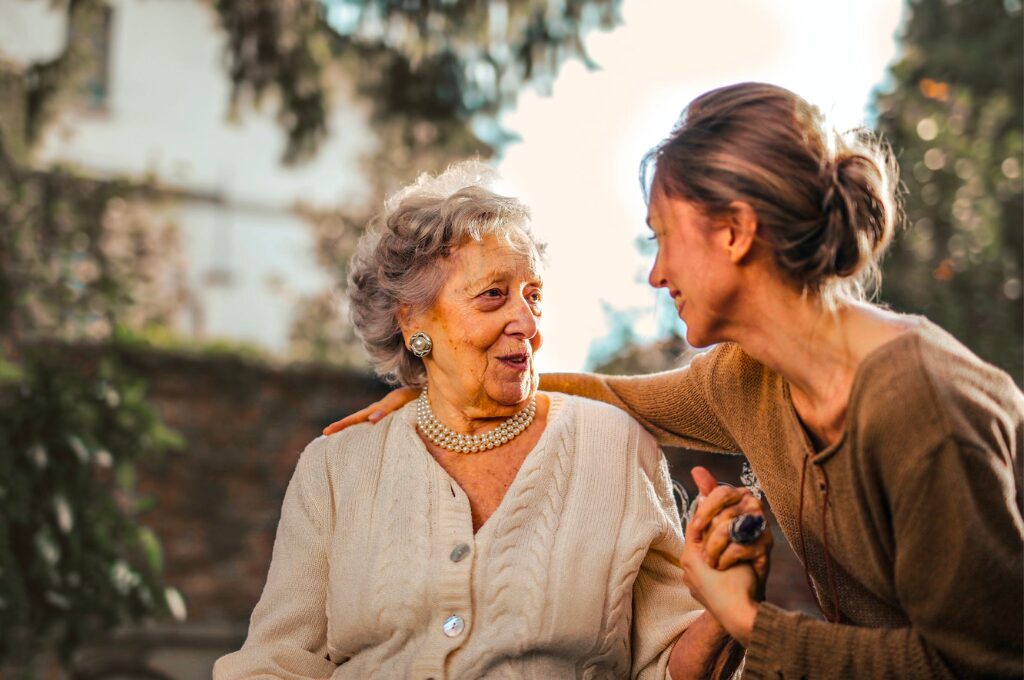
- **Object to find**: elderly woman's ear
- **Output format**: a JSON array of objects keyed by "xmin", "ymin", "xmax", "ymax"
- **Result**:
[{"xmin": 397, "ymin": 305, "xmax": 420, "ymax": 348}]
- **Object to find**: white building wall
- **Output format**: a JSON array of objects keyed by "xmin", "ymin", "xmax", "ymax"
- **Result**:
[
  {"xmin": 0, "ymin": 0, "xmax": 377, "ymax": 354},
  {"xmin": 0, "ymin": 0, "xmax": 67, "ymax": 63}
]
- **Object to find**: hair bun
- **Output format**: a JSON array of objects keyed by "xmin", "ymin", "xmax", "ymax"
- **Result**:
[
  {"xmin": 644, "ymin": 83, "xmax": 902, "ymax": 303},
  {"xmin": 816, "ymin": 142, "xmax": 898, "ymax": 289}
]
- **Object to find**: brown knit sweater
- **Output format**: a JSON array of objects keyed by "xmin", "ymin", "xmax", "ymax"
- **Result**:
[{"xmin": 544, "ymin": 319, "xmax": 1024, "ymax": 679}]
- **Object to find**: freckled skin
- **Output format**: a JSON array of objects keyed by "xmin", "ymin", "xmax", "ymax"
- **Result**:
[
  {"xmin": 402, "ymin": 234, "xmax": 549, "ymax": 532},
  {"xmin": 427, "ymin": 396, "xmax": 550, "ymax": 532}
]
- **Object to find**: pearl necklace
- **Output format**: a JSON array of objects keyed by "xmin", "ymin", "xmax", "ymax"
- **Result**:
[{"xmin": 416, "ymin": 387, "xmax": 537, "ymax": 454}]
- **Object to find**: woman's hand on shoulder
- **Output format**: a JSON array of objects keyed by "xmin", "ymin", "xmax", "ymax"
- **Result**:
[{"xmin": 322, "ymin": 387, "xmax": 419, "ymax": 435}]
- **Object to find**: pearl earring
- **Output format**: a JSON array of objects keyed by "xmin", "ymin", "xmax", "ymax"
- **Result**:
[{"xmin": 408, "ymin": 331, "xmax": 432, "ymax": 358}]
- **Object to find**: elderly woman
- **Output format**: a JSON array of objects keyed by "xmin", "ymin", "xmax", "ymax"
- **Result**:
[{"xmin": 214, "ymin": 163, "xmax": 770, "ymax": 679}]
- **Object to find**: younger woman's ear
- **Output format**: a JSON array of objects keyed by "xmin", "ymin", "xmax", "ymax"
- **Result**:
[{"xmin": 725, "ymin": 201, "xmax": 758, "ymax": 264}]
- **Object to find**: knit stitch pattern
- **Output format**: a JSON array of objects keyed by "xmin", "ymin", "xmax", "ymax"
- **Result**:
[{"xmin": 214, "ymin": 394, "xmax": 702, "ymax": 680}]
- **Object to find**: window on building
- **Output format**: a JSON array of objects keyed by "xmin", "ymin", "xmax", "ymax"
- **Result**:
[{"xmin": 69, "ymin": 3, "xmax": 113, "ymax": 110}]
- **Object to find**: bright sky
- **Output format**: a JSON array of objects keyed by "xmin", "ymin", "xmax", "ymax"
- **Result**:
[{"xmin": 495, "ymin": 0, "xmax": 904, "ymax": 373}]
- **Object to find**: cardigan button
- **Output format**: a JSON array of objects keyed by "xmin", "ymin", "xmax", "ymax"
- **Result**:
[
  {"xmin": 450, "ymin": 543, "xmax": 470, "ymax": 562},
  {"xmin": 442, "ymin": 614, "xmax": 465, "ymax": 637}
]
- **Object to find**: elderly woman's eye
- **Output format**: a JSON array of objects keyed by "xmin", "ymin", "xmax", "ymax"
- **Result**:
[{"xmin": 483, "ymin": 288, "xmax": 503, "ymax": 298}]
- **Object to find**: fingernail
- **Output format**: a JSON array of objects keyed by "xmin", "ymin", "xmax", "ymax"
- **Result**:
[{"xmin": 369, "ymin": 410, "xmax": 385, "ymax": 422}]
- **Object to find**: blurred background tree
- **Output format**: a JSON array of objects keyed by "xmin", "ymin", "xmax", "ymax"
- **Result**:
[
  {"xmin": 0, "ymin": 351, "xmax": 184, "ymax": 672},
  {"xmin": 211, "ymin": 0, "xmax": 623, "ymax": 361},
  {"xmin": 213, "ymin": 0, "xmax": 621, "ymax": 162},
  {"xmin": 874, "ymin": 0, "xmax": 1023, "ymax": 383},
  {"xmin": 1, "ymin": 0, "xmax": 624, "ymax": 671},
  {"xmin": 1, "ymin": 2, "xmax": 189, "ymax": 667},
  {"xmin": 0, "ymin": 136, "xmax": 189, "ymax": 672}
]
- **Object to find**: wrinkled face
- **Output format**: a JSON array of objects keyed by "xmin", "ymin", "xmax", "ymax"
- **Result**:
[
  {"xmin": 646, "ymin": 184, "xmax": 737, "ymax": 348},
  {"xmin": 408, "ymin": 233, "xmax": 543, "ymax": 414}
]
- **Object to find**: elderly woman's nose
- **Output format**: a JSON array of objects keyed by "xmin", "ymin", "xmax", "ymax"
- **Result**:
[{"xmin": 505, "ymin": 293, "xmax": 540, "ymax": 337}]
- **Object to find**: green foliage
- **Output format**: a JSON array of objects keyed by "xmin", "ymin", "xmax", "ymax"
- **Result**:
[
  {"xmin": 24, "ymin": 0, "xmax": 110, "ymax": 148},
  {"xmin": 214, "ymin": 0, "xmax": 334, "ymax": 164},
  {"xmin": 213, "ymin": 0, "xmax": 622, "ymax": 161},
  {"xmin": 112, "ymin": 324, "xmax": 273, "ymax": 365},
  {"xmin": 326, "ymin": 0, "xmax": 621, "ymax": 116},
  {"xmin": 0, "ymin": 143, "xmax": 126, "ymax": 343},
  {"xmin": 0, "ymin": 351, "xmax": 183, "ymax": 668},
  {"xmin": 0, "ymin": 132, "xmax": 185, "ymax": 346},
  {"xmin": 874, "ymin": 0, "xmax": 1023, "ymax": 382},
  {"xmin": 0, "ymin": 104, "xmax": 183, "ymax": 671}
]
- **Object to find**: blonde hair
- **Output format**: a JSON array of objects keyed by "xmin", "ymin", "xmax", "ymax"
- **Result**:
[{"xmin": 643, "ymin": 82, "xmax": 902, "ymax": 307}]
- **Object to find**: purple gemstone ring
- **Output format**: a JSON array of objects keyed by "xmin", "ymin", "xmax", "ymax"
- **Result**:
[{"xmin": 728, "ymin": 514, "xmax": 767, "ymax": 545}]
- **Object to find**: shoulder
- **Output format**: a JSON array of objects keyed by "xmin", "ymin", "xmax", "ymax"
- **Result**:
[
  {"xmin": 557, "ymin": 393, "xmax": 667, "ymax": 472},
  {"xmin": 315, "ymin": 402, "xmax": 418, "ymax": 474},
  {"xmin": 853, "ymin": 319, "xmax": 1023, "ymax": 457},
  {"xmin": 699, "ymin": 342, "xmax": 779, "ymax": 399},
  {"xmin": 559, "ymin": 392, "xmax": 652, "ymax": 441}
]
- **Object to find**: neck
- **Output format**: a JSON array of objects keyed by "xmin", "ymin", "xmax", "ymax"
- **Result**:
[
  {"xmin": 720, "ymin": 282, "xmax": 911, "ymax": 445},
  {"xmin": 422, "ymin": 380, "xmax": 533, "ymax": 436},
  {"xmin": 733, "ymin": 292, "xmax": 859, "ymax": 407}
]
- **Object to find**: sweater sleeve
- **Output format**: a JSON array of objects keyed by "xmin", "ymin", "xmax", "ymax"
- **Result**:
[
  {"xmin": 629, "ymin": 426, "xmax": 705, "ymax": 680},
  {"xmin": 540, "ymin": 348, "xmax": 739, "ymax": 453},
  {"xmin": 213, "ymin": 439, "xmax": 338, "ymax": 680},
  {"xmin": 744, "ymin": 437, "xmax": 1024, "ymax": 680}
]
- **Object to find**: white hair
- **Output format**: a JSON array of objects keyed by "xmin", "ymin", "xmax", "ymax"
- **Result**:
[{"xmin": 348, "ymin": 161, "xmax": 545, "ymax": 387}]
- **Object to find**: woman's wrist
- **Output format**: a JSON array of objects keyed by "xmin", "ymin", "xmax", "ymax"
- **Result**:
[{"xmin": 719, "ymin": 599, "xmax": 758, "ymax": 647}]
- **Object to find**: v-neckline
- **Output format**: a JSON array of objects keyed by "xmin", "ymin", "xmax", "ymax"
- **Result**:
[
  {"xmin": 403, "ymin": 393, "xmax": 566, "ymax": 538},
  {"xmin": 779, "ymin": 323, "xmax": 924, "ymax": 464}
]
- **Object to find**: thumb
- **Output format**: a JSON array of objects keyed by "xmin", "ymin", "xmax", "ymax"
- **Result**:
[{"xmin": 691, "ymin": 466, "xmax": 719, "ymax": 498}]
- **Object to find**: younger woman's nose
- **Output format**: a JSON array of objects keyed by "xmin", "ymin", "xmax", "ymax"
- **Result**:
[{"xmin": 649, "ymin": 259, "xmax": 669, "ymax": 289}]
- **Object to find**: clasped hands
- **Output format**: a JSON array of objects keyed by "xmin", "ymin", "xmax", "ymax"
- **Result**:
[{"xmin": 681, "ymin": 466, "xmax": 773, "ymax": 647}]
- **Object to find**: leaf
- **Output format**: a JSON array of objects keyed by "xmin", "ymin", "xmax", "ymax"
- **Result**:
[{"xmin": 137, "ymin": 527, "xmax": 163, "ymax": 573}]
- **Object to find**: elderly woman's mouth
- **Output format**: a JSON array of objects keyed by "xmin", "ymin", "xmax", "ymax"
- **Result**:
[{"xmin": 498, "ymin": 353, "xmax": 530, "ymax": 371}]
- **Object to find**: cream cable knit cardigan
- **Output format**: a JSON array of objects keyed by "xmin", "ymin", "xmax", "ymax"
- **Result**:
[{"xmin": 214, "ymin": 393, "xmax": 703, "ymax": 680}]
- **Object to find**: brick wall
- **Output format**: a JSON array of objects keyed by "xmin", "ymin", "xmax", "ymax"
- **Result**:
[{"xmin": 102, "ymin": 346, "xmax": 391, "ymax": 623}]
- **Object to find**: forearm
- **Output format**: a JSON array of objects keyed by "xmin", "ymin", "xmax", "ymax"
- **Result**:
[
  {"xmin": 667, "ymin": 612, "xmax": 744, "ymax": 680},
  {"xmin": 542, "ymin": 371, "xmax": 680, "ymax": 442},
  {"xmin": 743, "ymin": 603, "xmax": 959, "ymax": 680},
  {"xmin": 541, "ymin": 370, "xmax": 738, "ymax": 452},
  {"xmin": 541, "ymin": 372, "xmax": 621, "ymax": 404}
]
